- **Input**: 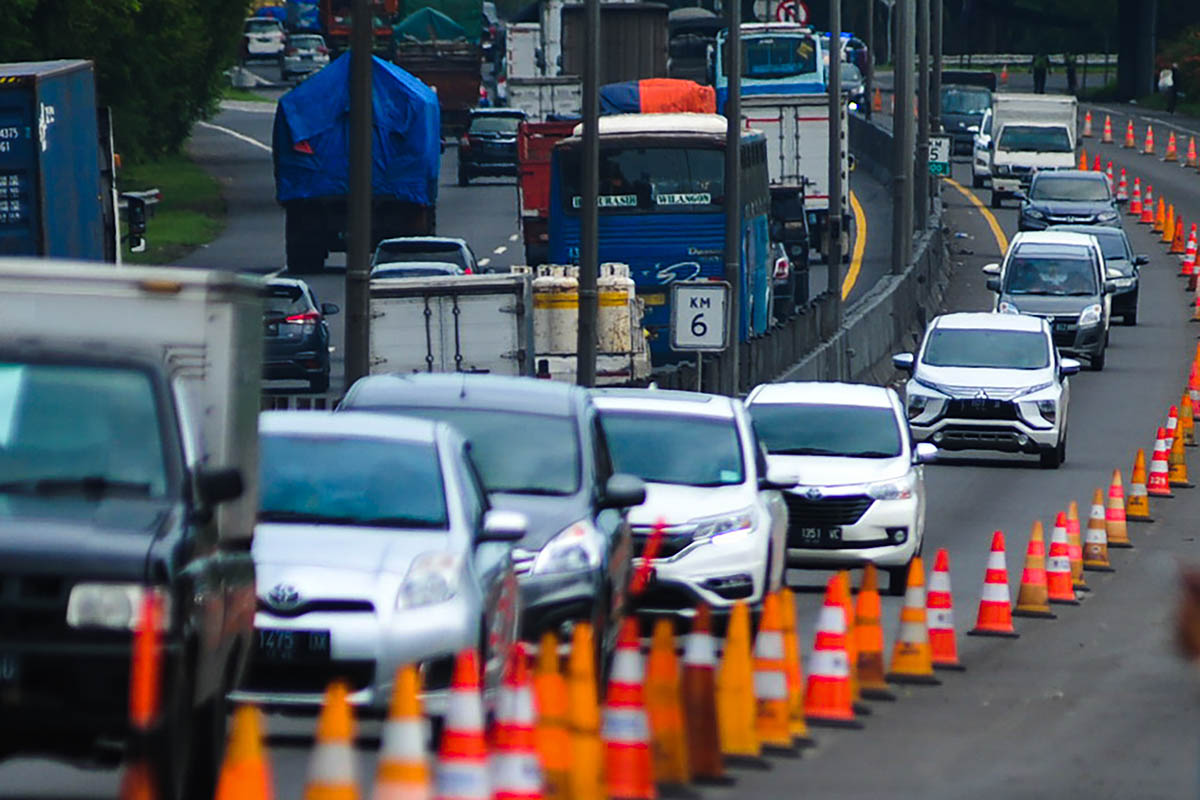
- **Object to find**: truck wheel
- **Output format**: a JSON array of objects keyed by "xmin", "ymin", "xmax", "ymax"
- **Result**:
[
  {"xmin": 285, "ymin": 206, "xmax": 326, "ymax": 275},
  {"xmin": 183, "ymin": 684, "xmax": 228, "ymax": 800}
]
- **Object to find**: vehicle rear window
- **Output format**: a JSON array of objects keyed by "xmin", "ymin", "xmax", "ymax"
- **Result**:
[
  {"xmin": 259, "ymin": 434, "xmax": 448, "ymax": 528},
  {"xmin": 598, "ymin": 411, "xmax": 744, "ymax": 486},
  {"xmin": 923, "ymin": 329, "xmax": 1050, "ymax": 370},
  {"xmin": 997, "ymin": 125, "xmax": 1072, "ymax": 153},
  {"xmin": 372, "ymin": 266, "xmax": 458, "ymax": 278},
  {"xmin": 941, "ymin": 87, "xmax": 990, "ymax": 114},
  {"xmin": 246, "ymin": 19, "xmax": 280, "ymax": 32},
  {"xmin": 470, "ymin": 115, "xmax": 522, "ymax": 134},
  {"xmin": 1004, "ymin": 255, "xmax": 1097, "ymax": 296},
  {"xmin": 262, "ymin": 284, "xmax": 309, "ymax": 317},
  {"xmin": 374, "ymin": 243, "xmax": 468, "ymax": 269},
  {"xmin": 291, "ymin": 36, "xmax": 324, "ymax": 48},
  {"xmin": 749, "ymin": 403, "xmax": 901, "ymax": 458}
]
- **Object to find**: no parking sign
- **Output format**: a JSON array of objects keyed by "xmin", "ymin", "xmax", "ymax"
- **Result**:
[{"xmin": 774, "ymin": 0, "xmax": 809, "ymax": 23}]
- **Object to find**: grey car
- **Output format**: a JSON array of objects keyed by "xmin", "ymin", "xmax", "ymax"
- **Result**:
[
  {"xmin": 338, "ymin": 373, "xmax": 647, "ymax": 666},
  {"xmin": 230, "ymin": 411, "xmax": 525, "ymax": 717}
]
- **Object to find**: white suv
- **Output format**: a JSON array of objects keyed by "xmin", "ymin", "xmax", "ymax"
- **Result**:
[
  {"xmin": 745, "ymin": 382, "xmax": 932, "ymax": 595},
  {"xmin": 591, "ymin": 388, "xmax": 788, "ymax": 614},
  {"xmin": 244, "ymin": 17, "xmax": 287, "ymax": 59},
  {"xmin": 895, "ymin": 312, "xmax": 1080, "ymax": 469}
]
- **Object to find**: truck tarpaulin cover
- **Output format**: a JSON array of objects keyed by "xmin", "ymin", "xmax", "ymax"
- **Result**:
[
  {"xmin": 273, "ymin": 53, "xmax": 440, "ymax": 205},
  {"xmin": 394, "ymin": 7, "xmax": 469, "ymax": 42},
  {"xmin": 599, "ymin": 79, "xmax": 716, "ymax": 115}
]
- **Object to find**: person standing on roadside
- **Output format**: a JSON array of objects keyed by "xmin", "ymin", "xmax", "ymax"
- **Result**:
[
  {"xmin": 1167, "ymin": 62, "xmax": 1181, "ymax": 114},
  {"xmin": 1065, "ymin": 52, "xmax": 1078, "ymax": 96},
  {"xmin": 1032, "ymin": 51, "xmax": 1050, "ymax": 94}
]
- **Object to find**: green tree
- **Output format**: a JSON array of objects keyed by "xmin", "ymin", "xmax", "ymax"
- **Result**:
[{"xmin": 0, "ymin": 0, "xmax": 250, "ymax": 161}]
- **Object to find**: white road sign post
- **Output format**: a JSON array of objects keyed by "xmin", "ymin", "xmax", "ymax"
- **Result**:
[
  {"xmin": 929, "ymin": 134, "xmax": 951, "ymax": 176},
  {"xmin": 670, "ymin": 281, "xmax": 731, "ymax": 391}
]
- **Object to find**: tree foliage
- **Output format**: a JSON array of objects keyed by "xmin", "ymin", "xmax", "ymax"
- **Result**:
[
  {"xmin": 1158, "ymin": 25, "xmax": 1200, "ymax": 95},
  {"xmin": 0, "ymin": 0, "xmax": 250, "ymax": 161}
]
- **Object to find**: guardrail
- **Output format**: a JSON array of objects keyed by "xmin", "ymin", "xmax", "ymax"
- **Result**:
[{"xmin": 941, "ymin": 53, "xmax": 1117, "ymax": 68}]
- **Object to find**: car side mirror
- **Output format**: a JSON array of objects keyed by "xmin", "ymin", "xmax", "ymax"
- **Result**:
[
  {"xmin": 892, "ymin": 352, "xmax": 915, "ymax": 372},
  {"xmin": 478, "ymin": 509, "xmax": 527, "ymax": 542},
  {"xmin": 1103, "ymin": 280, "xmax": 1119, "ymax": 294},
  {"xmin": 600, "ymin": 473, "xmax": 646, "ymax": 510},
  {"xmin": 197, "ymin": 467, "xmax": 244, "ymax": 506},
  {"xmin": 759, "ymin": 466, "xmax": 798, "ymax": 491},
  {"xmin": 981, "ymin": 262, "xmax": 1001, "ymax": 276},
  {"xmin": 321, "ymin": 302, "xmax": 340, "ymax": 316},
  {"xmin": 1134, "ymin": 254, "xmax": 1150, "ymax": 266},
  {"xmin": 1013, "ymin": 190, "xmax": 1027, "ymax": 201},
  {"xmin": 1060, "ymin": 358, "xmax": 1081, "ymax": 377},
  {"xmin": 986, "ymin": 278, "xmax": 1001, "ymax": 292},
  {"xmin": 913, "ymin": 442, "xmax": 938, "ymax": 465}
]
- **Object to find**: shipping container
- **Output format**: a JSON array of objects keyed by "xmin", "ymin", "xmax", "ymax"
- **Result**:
[{"xmin": 560, "ymin": 3, "xmax": 668, "ymax": 84}]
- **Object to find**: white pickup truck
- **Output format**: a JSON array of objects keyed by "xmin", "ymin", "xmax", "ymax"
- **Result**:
[{"xmin": 974, "ymin": 93, "xmax": 1077, "ymax": 208}]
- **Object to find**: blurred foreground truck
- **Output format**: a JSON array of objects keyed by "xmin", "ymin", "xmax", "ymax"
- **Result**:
[
  {"xmin": 0, "ymin": 259, "xmax": 263, "ymax": 800},
  {"xmin": 273, "ymin": 53, "xmax": 440, "ymax": 273}
]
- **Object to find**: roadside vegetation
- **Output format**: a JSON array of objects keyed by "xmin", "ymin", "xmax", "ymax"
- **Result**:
[{"xmin": 118, "ymin": 155, "xmax": 226, "ymax": 265}]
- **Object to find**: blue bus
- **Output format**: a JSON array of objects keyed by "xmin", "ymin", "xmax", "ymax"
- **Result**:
[
  {"xmin": 714, "ymin": 23, "xmax": 826, "ymax": 111},
  {"xmin": 548, "ymin": 113, "xmax": 772, "ymax": 364}
]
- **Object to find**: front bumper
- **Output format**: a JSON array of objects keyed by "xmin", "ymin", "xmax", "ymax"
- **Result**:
[
  {"xmin": 514, "ymin": 567, "xmax": 604, "ymax": 640},
  {"xmin": 782, "ymin": 492, "xmax": 919, "ymax": 569},
  {"xmin": 1049, "ymin": 321, "xmax": 1104, "ymax": 358},
  {"xmin": 911, "ymin": 411, "xmax": 1060, "ymax": 454},
  {"xmin": 631, "ymin": 526, "xmax": 770, "ymax": 615}
]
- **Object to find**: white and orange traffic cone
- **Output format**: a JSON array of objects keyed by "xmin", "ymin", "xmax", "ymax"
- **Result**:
[
  {"xmin": 968, "ymin": 531, "xmax": 1019, "ymax": 638},
  {"xmin": 1116, "ymin": 169, "xmax": 1129, "ymax": 202},
  {"xmin": 604, "ymin": 618, "xmax": 655, "ymax": 800},
  {"xmin": 805, "ymin": 575, "xmax": 862, "ymax": 728},
  {"xmin": 436, "ymin": 651, "xmax": 490, "ymax": 800},
  {"xmin": 1082, "ymin": 110, "xmax": 1093, "ymax": 138},
  {"xmin": 1182, "ymin": 226, "xmax": 1198, "ymax": 277},
  {"xmin": 884, "ymin": 556, "xmax": 941, "ymax": 686},
  {"xmin": 927, "ymin": 549, "xmax": 964, "ymax": 671},
  {"xmin": 304, "ymin": 681, "xmax": 360, "ymax": 800},
  {"xmin": 1166, "ymin": 130, "xmax": 1179, "ymax": 161},
  {"xmin": 1144, "ymin": 124, "xmax": 1156, "ymax": 155},
  {"xmin": 1102, "ymin": 115, "xmax": 1114, "ymax": 143},
  {"xmin": 491, "ymin": 644, "xmax": 544, "ymax": 800},
  {"xmin": 1129, "ymin": 177, "xmax": 1143, "ymax": 216},
  {"xmin": 1141, "ymin": 185, "xmax": 1156, "ymax": 224},
  {"xmin": 1065, "ymin": 501, "xmax": 1089, "ymax": 593},
  {"xmin": 1124, "ymin": 118, "xmax": 1137, "ymax": 148},
  {"xmin": 1046, "ymin": 513, "xmax": 1079, "ymax": 606},
  {"xmin": 753, "ymin": 592, "xmax": 798, "ymax": 754},
  {"xmin": 1148, "ymin": 427, "xmax": 1175, "ymax": 498},
  {"xmin": 1107, "ymin": 469, "xmax": 1135, "ymax": 548},
  {"xmin": 1083, "ymin": 488, "xmax": 1116, "ymax": 572},
  {"xmin": 373, "ymin": 666, "xmax": 431, "ymax": 800},
  {"xmin": 1013, "ymin": 521, "xmax": 1055, "ymax": 619}
]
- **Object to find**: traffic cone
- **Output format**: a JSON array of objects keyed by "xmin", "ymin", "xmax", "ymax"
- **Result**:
[
  {"xmin": 1190, "ymin": 362, "xmax": 1200, "ymax": 406},
  {"xmin": 1083, "ymin": 488, "xmax": 1116, "ymax": 572},
  {"xmin": 1046, "ymin": 512, "xmax": 1079, "ymax": 606},
  {"xmin": 1129, "ymin": 178, "xmax": 1142, "ymax": 216},
  {"xmin": 1116, "ymin": 169, "xmax": 1129, "ymax": 202},
  {"xmin": 645, "ymin": 618, "xmax": 690, "ymax": 792},
  {"xmin": 805, "ymin": 575, "xmax": 862, "ymax": 728},
  {"xmin": 1181, "ymin": 226, "xmax": 1197, "ymax": 276},
  {"xmin": 1144, "ymin": 124, "xmax": 1156, "ymax": 155},
  {"xmin": 834, "ymin": 571, "xmax": 868, "ymax": 715},
  {"xmin": 215, "ymin": 705, "xmax": 274, "ymax": 800},
  {"xmin": 716, "ymin": 601, "xmax": 763, "ymax": 760},
  {"xmin": 373, "ymin": 667, "xmax": 430, "ymax": 800},
  {"xmin": 436, "ymin": 651, "xmax": 489, "ymax": 800},
  {"xmin": 872, "ymin": 87, "xmax": 883, "ymax": 113},
  {"xmin": 778, "ymin": 588, "xmax": 814, "ymax": 748},
  {"xmin": 1169, "ymin": 422, "xmax": 1195, "ymax": 488},
  {"xmin": 491, "ymin": 645, "xmax": 544, "ymax": 800},
  {"xmin": 1124, "ymin": 119, "xmax": 1136, "ymax": 148},
  {"xmin": 1183, "ymin": 393, "xmax": 1197, "ymax": 447},
  {"xmin": 118, "ymin": 760, "xmax": 157, "ymax": 800},
  {"xmin": 604, "ymin": 619, "xmax": 655, "ymax": 800},
  {"xmin": 1148, "ymin": 427, "xmax": 1175, "ymax": 498},
  {"xmin": 753, "ymin": 593, "xmax": 798, "ymax": 755},
  {"xmin": 129, "ymin": 593, "xmax": 163, "ymax": 733},
  {"xmin": 1168, "ymin": 405, "xmax": 1181, "ymax": 450},
  {"xmin": 304, "ymin": 681, "xmax": 359, "ymax": 800},
  {"xmin": 566, "ymin": 623, "xmax": 603, "ymax": 800},
  {"xmin": 1166, "ymin": 130, "xmax": 1179, "ymax": 161},
  {"xmin": 1161, "ymin": 203, "xmax": 1174, "ymax": 243},
  {"xmin": 1065, "ymin": 501, "xmax": 1089, "ymax": 593},
  {"xmin": 1107, "ymin": 469, "xmax": 1135, "ymax": 548},
  {"xmin": 927, "ymin": 549, "xmax": 964, "ymax": 671},
  {"xmin": 853, "ymin": 564, "xmax": 895, "ymax": 700},
  {"xmin": 1093, "ymin": 154, "xmax": 1102, "ymax": 173},
  {"xmin": 1153, "ymin": 197, "xmax": 1166, "ymax": 234},
  {"xmin": 1106, "ymin": 161, "xmax": 1114, "ymax": 186},
  {"xmin": 1127, "ymin": 449, "xmax": 1154, "ymax": 522},
  {"xmin": 968, "ymin": 531, "xmax": 1020, "ymax": 636},
  {"xmin": 1140, "ymin": 185, "xmax": 1155, "ymax": 224},
  {"xmin": 533, "ymin": 633, "xmax": 568, "ymax": 800},
  {"xmin": 1013, "ymin": 521, "xmax": 1056, "ymax": 619},
  {"xmin": 884, "ymin": 556, "xmax": 940, "ymax": 686},
  {"xmin": 1078, "ymin": 148, "xmax": 1088, "ymax": 171},
  {"xmin": 1189, "ymin": 136, "xmax": 1199, "ymax": 168},
  {"xmin": 1102, "ymin": 115, "xmax": 1114, "ymax": 143},
  {"xmin": 1082, "ymin": 110, "xmax": 1093, "ymax": 138},
  {"xmin": 1173, "ymin": 216, "xmax": 1187, "ymax": 255},
  {"xmin": 1001, "ymin": 63, "xmax": 1009, "ymax": 85},
  {"xmin": 681, "ymin": 605, "xmax": 729, "ymax": 784}
]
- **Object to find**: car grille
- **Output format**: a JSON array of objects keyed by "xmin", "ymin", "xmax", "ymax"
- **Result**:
[
  {"xmin": 511, "ymin": 550, "xmax": 536, "ymax": 577},
  {"xmin": 0, "ymin": 573, "xmax": 69, "ymax": 639},
  {"xmin": 630, "ymin": 524, "xmax": 697, "ymax": 560},
  {"xmin": 241, "ymin": 658, "xmax": 375, "ymax": 695},
  {"xmin": 257, "ymin": 598, "xmax": 375, "ymax": 618},
  {"xmin": 931, "ymin": 384, "xmax": 1026, "ymax": 400},
  {"xmin": 783, "ymin": 493, "xmax": 874, "ymax": 528},
  {"xmin": 945, "ymin": 399, "xmax": 1019, "ymax": 420}
]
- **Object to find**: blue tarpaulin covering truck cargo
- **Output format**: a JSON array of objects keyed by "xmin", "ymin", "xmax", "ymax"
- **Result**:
[{"xmin": 273, "ymin": 53, "xmax": 440, "ymax": 274}]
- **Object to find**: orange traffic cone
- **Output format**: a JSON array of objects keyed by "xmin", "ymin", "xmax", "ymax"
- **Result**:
[
  {"xmin": 1127, "ymin": 449, "xmax": 1154, "ymax": 522},
  {"xmin": 1083, "ymin": 488, "xmax": 1116, "ymax": 572},
  {"xmin": 1116, "ymin": 169, "xmax": 1129, "ymax": 202},
  {"xmin": 681, "ymin": 605, "xmax": 729, "ymax": 784},
  {"xmin": 927, "ymin": 549, "xmax": 964, "ymax": 671},
  {"xmin": 1170, "ymin": 422, "xmax": 1194, "ymax": 488},
  {"xmin": 492, "ymin": 644, "xmax": 544, "ymax": 800},
  {"xmin": 778, "ymin": 588, "xmax": 814, "ymax": 747},
  {"xmin": 604, "ymin": 619, "xmax": 655, "ymax": 800},
  {"xmin": 1140, "ymin": 185, "xmax": 1155, "ymax": 224},
  {"xmin": 1102, "ymin": 115, "xmax": 1114, "ymax": 143},
  {"xmin": 566, "ymin": 623, "xmax": 603, "ymax": 800},
  {"xmin": 1107, "ymin": 469, "xmax": 1134, "ymax": 548},
  {"xmin": 1144, "ymin": 124, "xmax": 1156, "ymax": 155},
  {"xmin": 1013, "ymin": 521, "xmax": 1055, "ymax": 619},
  {"xmin": 834, "ymin": 570, "xmax": 868, "ymax": 715},
  {"xmin": 129, "ymin": 593, "xmax": 163, "ymax": 734},
  {"xmin": 645, "ymin": 618, "xmax": 690, "ymax": 791},
  {"xmin": 1190, "ymin": 136, "xmax": 1200, "ymax": 168},
  {"xmin": 532, "ymin": 632, "xmax": 568, "ymax": 800},
  {"xmin": 1168, "ymin": 405, "xmax": 1181, "ymax": 450},
  {"xmin": 304, "ymin": 681, "xmax": 360, "ymax": 800},
  {"xmin": 1082, "ymin": 110, "xmax": 1093, "ymax": 138},
  {"xmin": 1148, "ymin": 427, "xmax": 1175, "ymax": 498},
  {"xmin": 1065, "ymin": 501, "xmax": 1089, "ymax": 593},
  {"xmin": 968, "ymin": 531, "xmax": 1019, "ymax": 636},
  {"xmin": 1166, "ymin": 130, "xmax": 1180, "ymax": 161},
  {"xmin": 1078, "ymin": 148, "xmax": 1088, "ymax": 171},
  {"xmin": 1182, "ymin": 226, "xmax": 1198, "ymax": 276},
  {"xmin": 872, "ymin": 87, "xmax": 883, "ymax": 113},
  {"xmin": 716, "ymin": 601, "xmax": 763, "ymax": 761},
  {"xmin": 1093, "ymin": 154, "xmax": 1102, "ymax": 173},
  {"xmin": 753, "ymin": 592, "xmax": 798, "ymax": 755},
  {"xmin": 1129, "ymin": 178, "xmax": 1143, "ymax": 216},
  {"xmin": 1154, "ymin": 198, "xmax": 1167, "ymax": 234},
  {"xmin": 854, "ymin": 564, "xmax": 896, "ymax": 700},
  {"xmin": 373, "ymin": 667, "xmax": 430, "ymax": 800},
  {"xmin": 1124, "ymin": 118, "xmax": 1136, "ymax": 148},
  {"xmin": 118, "ymin": 759, "xmax": 157, "ymax": 800},
  {"xmin": 884, "ymin": 556, "xmax": 940, "ymax": 685},
  {"xmin": 1106, "ymin": 161, "xmax": 1114, "ymax": 185},
  {"xmin": 1046, "ymin": 513, "xmax": 1079, "ymax": 606},
  {"xmin": 805, "ymin": 575, "xmax": 863, "ymax": 728},
  {"xmin": 1173, "ymin": 216, "xmax": 1187, "ymax": 255},
  {"xmin": 436, "ymin": 651, "xmax": 489, "ymax": 800},
  {"xmin": 1001, "ymin": 63, "xmax": 1009, "ymax": 85},
  {"xmin": 1183, "ymin": 393, "xmax": 1197, "ymax": 447},
  {"xmin": 215, "ymin": 705, "xmax": 274, "ymax": 800},
  {"xmin": 1163, "ymin": 204, "xmax": 1176, "ymax": 244}
]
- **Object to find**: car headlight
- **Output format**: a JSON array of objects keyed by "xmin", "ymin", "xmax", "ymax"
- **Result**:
[
  {"xmin": 691, "ymin": 508, "xmax": 756, "ymax": 543},
  {"xmin": 998, "ymin": 301, "xmax": 1020, "ymax": 314},
  {"xmin": 1036, "ymin": 399, "xmax": 1058, "ymax": 423},
  {"xmin": 1097, "ymin": 211, "xmax": 1119, "ymax": 222},
  {"xmin": 967, "ymin": 124, "xmax": 980, "ymax": 132},
  {"xmin": 1025, "ymin": 208, "xmax": 1046, "ymax": 220},
  {"xmin": 531, "ymin": 521, "xmax": 603, "ymax": 575},
  {"xmin": 67, "ymin": 584, "xmax": 171, "ymax": 631},
  {"xmin": 913, "ymin": 376, "xmax": 952, "ymax": 396},
  {"xmin": 397, "ymin": 552, "xmax": 463, "ymax": 609},
  {"xmin": 1110, "ymin": 276, "xmax": 1135, "ymax": 288},
  {"xmin": 866, "ymin": 474, "xmax": 915, "ymax": 501},
  {"xmin": 1078, "ymin": 304, "xmax": 1103, "ymax": 326},
  {"xmin": 907, "ymin": 393, "xmax": 928, "ymax": 419}
]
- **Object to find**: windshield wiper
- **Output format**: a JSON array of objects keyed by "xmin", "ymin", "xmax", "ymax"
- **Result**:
[
  {"xmin": 844, "ymin": 450, "xmax": 899, "ymax": 459},
  {"xmin": 0, "ymin": 476, "xmax": 152, "ymax": 497},
  {"xmin": 494, "ymin": 487, "xmax": 573, "ymax": 497}
]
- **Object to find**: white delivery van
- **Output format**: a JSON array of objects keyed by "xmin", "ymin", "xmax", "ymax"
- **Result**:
[{"xmin": 985, "ymin": 93, "xmax": 1078, "ymax": 208}]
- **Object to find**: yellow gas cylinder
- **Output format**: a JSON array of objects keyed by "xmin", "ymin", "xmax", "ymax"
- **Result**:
[
  {"xmin": 532, "ymin": 265, "xmax": 579, "ymax": 355},
  {"xmin": 596, "ymin": 263, "xmax": 635, "ymax": 354}
]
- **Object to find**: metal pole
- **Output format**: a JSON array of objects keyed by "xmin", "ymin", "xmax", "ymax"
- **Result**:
[
  {"xmin": 723, "ymin": 0, "xmax": 742, "ymax": 396},
  {"xmin": 344, "ymin": 0, "xmax": 374, "ymax": 389},
  {"xmin": 696, "ymin": 353, "xmax": 703, "ymax": 392},
  {"xmin": 890, "ymin": 0, "xmax": 913, "ymax": 274},
  {"xmin": 828, "ymin": 0, "xmax": 843, "ymax": 325},
  {"xmin": 865, "ymin": 0, "xmax": 874, "ymax": 120},
  {"xmin": 931, "ymin": 0, "xmax": 942, "ymax": 130},
  {"xmin": 576, "ymin": 0, "xmax": 600, "ymax": 387},
  {"xmin": 915, "ymin": 0, "xmax": 929, "ymax": 228}
]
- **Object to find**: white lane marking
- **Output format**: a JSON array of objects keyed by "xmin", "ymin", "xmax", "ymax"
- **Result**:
[
  {"xmin": 219, "ymin": 100, "xmax": 275, "ymax": 114},
  {"xmin": 197, "ymin": 121, "xmax": 271, "ymax": 153},
  {"xmin": 509, "ymin": 233, "xmax": 519, "ymax": 242},
  {"xmin": 493, "ymin": 245, "xmax": 507, "ymax": 254},
  {"xmin": 479, "ymin": 257, "xmax": 492, "ymax": 267}
]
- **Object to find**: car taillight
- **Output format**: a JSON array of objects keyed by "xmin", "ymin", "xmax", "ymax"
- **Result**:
[
  {"xmin": 464, "ymin": 267, "xmax": 473, "ymax": 274},
  {"xmin": 285, "ymin": 311, "xmax": 321, "ymax": 323},
  {"xmin": 773, "ymin": 256, "xmax": 790, "ymax": 279},
  {"xmin": 318, "ymin": 46, "xmax": 329, "ymax": 54}
]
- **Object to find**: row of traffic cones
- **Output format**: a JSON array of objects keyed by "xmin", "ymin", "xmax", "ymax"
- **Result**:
[{"xmin": 1110, "ymin": 113, "xmax": 1200, "ymax": 169}]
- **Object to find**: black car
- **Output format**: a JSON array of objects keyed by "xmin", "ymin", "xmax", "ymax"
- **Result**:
[
  {"xmin": 940, "ymin": 84, "xmax": 992, "ymax": 155},
  {"xmin": 459, "ymin": 109, "xmax": 527, "ymax": 185},
  {"xmin": 338, "ymin": 373, "xmax": 646, "ymax": 665},
  {"xmin": 261, "ymin": 277, "xmax": 338, "ymax": 393},
  {"xmin": 1018, "ymin": 170, "xmax": 1122, "ymax": 232},
  {"xmin": 1049, "ymin": 223, "xmax": 1149, "ymax": 325}
]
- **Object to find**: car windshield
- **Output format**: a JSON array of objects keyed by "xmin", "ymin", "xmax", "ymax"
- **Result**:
[
  {"xmin": 561, "ymin": 145, "xmax": 725, "ymax": 212},
  {"xmin": 371, "ymin": 266, "xmax": 459, "ymax": 278},
  {"xmin": 1030, "ymin": 177, "xmax": 1109, "ymax": 201},
  {"xmin": 997, "ymin": 125, "xmax": 1073, "ymax": 153},
  {"xmin": 262, "ymin": 283, "xmax": 309, "ymax": 318},
  {"xmin": 259, "ymin": 434, "xmax": 449, "ymax": 528},
  {"xmin": 1004, "ymin": 255, "xmax": 1098, "ymax": 295},
  {"xmin": 740, "ymin": 35, "xmax": 818, "ymax": 79},
  {"xmin": 356, "ymin": 407, "xmax": 581, "ymax": 495},
  {"xmin": 923, "ymin": 329, "xmax": 1050, "ymax": 369},
  {"xmin": 749, "ymin": 403, "xmax": 902, "ymax": 458},
  {"xmin": 470, "ymin": 115, "xmax": 522, "ymax": 134},
  {"xmin": 941, "ymin": 87, "xmax": 990, "ymax": 114},
  {"xmin": 0, "ymin": 362, "xmax": 168, "ymax": 497},
  {"xmin": 245, "ymin": 19, "xmax": 279, "ymax": 32},
  {"xmin": 599, "ymin": 411, "xmax": 744, "ymax": 487},
  {"xmin": 373, "ymin": 242, "xmax": 468, "ymax": 269}
]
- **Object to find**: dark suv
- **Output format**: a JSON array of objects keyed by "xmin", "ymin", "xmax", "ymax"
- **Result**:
[
  {"xmin": 261, "ymin": 277, "xmax": 338, "ymax": 393},
  {"xmin": 458, "ymin": 109, "xmax": 527, "ymax": 185},
  {"xmin": 1018, "ymin": 170, "xmax": 1121, "ymax": 232},
  {"xmin": 338, "ymin": 373, "xmax": 645, "ymax": 665}
]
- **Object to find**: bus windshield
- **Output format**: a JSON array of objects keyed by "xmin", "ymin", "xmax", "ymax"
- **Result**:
[
  {"xmin": 742, "ymin": 35, "xmax": 818, "ymax": 80},
  {"xmin": 560, "ymin": 145, "xmax": 725, "ymax": 212}
]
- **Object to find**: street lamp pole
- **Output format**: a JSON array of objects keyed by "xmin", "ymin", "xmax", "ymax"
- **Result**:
[
  {"xmin": 344, "ymin": 0, "xmax": 373, "ymax": 389},
  {"xmin": 722, "ymin": 0, "xmax": 742, "ymax": 395},
  {"xmin": 828, "ymin": 0, "xmax": 843, "ymax": 325},
  {"xmin": 890, "ymin": 0, "xmax": 913, "ymax": 274},
  {"xmin": 576, "ymin": 0, "xmax": 600, "ymax": 387}
]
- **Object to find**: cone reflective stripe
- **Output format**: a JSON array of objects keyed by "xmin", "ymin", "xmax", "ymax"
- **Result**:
[
  {"xmin": 1124, "ymin": 118, "xmax": 1136, "ymax": 148},
  {"xmin": 603, "ymin": 619, "xmax": 654, "ymax": 800},
  {"xmin": 1107, "ymin": 469, "xmax": 1134, "ymax": 548},
  {"xmin": 778, "ymin": 589, "xmax": 813, "ymax": 746},
  {"xmin": 927, "ymin": 549, "xmax": 964, "ymax": 671},
  {"xmin": 1127, "ymin": 449, "xmax": 1154, "ymax": 522},
  {"xmin": 305, "ymin": 681, "xmax": 360, "ymax": 800},
  {"xmin": 1078, "ymin": 149, "xmax": 1088, "ymax": 171},
  {"xmin": 645, "ymin": 618, "xmax": 690, "ymax": 789},
  {"xmin": 681, "ymin": 604, "xmax": 727, "ymax": 782},
  {"xmin": 533, "ymin": 633, "xmax": 568, "ymax": 800},
  {"xmin": 436, "ymin": 651, "xmax": 489, "ymax": 800},
  {"xmin": 1065, "ymin": 501, "xmax": 1089, "ymax": 592},
  {"xmin": 753, "ymin": 592, "xmax": 796, "ymax": 751},
  {"xmin": 884, "ymin": 556, "xmax": 940, "ymax": 685},
  {"xmin": 1190, "ymin": 136, "xmax": 1200, "ymax": 168},
  {"xmin": 968, "ymin": 531, "xmax": 1019, "ymax": 636},
  {"xmin": 1013, "ymin": 521, "xmax": 1055, "ymax": 619},
  {"xmin": 1153, "ymin": 197, "xmax": 1166, "ymax": 234},
  {"xmin": 1046, "ymin": 513, "xmax": 1079, "ymax": 606},
  {"xmin": 1129, "ymin": 178, "xmax": 1142, "ymax": 216},
  {"xmin": 1148, "ymin": 427, "xmax": 1175, "ymax": 498},
  {"xmin": 1184, "ymin": 394, "xmax": 1197, "ymax": 447},
  {"xmin": 1106, "ymin": 161, "xmax": 1114, "ymax": 185},
  {"xmin": 833, "ymin": 571, "xmax": 866, "ymax": 713},
  {"xmin": 216, "ymin": 705, "xmax": 274, "ymax": 800},
  {"xmin": 1116, "ymin": 169, "xmax": 1128, "ymax": 202},
  {"xmin": 716, "ymin": 601, "xmax": 762, "ymax": 757},
  {"xmin": 566, "ymin": 623, "xmax": 603, "ymax": 800},
  {"xmin": 1082, "ymin": 110, "xmax": 1093, "ymax": 137},
  {"xmin": 373, "ymin": 667, "xmax": 430, "ymax": 800},
  {"xmin": 1103, "ymin": 115, "xmax": 1114, "ymax": 143},
  {"xmin": 1144, "ymin": 124, "xmax": 1155, "ymax": 155},
  {"xmin": 1140, "ymin": 185, "xmax": 1155, "ymax": 224},
  {"xmin": 492, "ymin": 644, "xmax": 544, "ymax": 800},
  {"xmin": 804, "ymin": 576, "xmax": 862, "ymax": 728},
  {"xmin": 1166, "ymin": 130, "xmax": 1179, "ymax": 161},
  {"xmin": 853, "ymin": 564, "xmax": 895, "ymax": 699},
  {"xmin": 1083, "ymin": 488, "xmax": 1116, "ymax": 572},
  {"xmin": 1169, "ymin": 420, "xmax": 1194, "ymax": 488}
]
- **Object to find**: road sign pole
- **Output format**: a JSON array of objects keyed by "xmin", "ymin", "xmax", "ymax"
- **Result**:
[
  {"xmin": 696, "ymin": 353, "xmax": 703, "ymax": 392},
  {"xmin": 576, "ymin": 0, "xmax": 600, "ymax": 387},
  {"xmin": 723, "ymin": 0, "xmax": 742, "ymax": 396},
  {"xmin": 915, "ymin": 0, "xmax": 929, "ymax": 230},
  {"xmin": 828, "ymin": 0, "xmax": 843, "ymax": 329},
  {"xmin": 344, "ymin": 0, "xmax": 373, "ymax": 390},
  {"xmin": 890, "ymin": 0, "xmax": 913, "ymax": 275}
]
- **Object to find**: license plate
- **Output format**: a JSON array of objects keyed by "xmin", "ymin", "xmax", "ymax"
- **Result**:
[
  {"xmin": 0, "ymin": 653, "xmax": 20, "ymax": 684},
  {"xmin": 256, "ymin": 629, "xmax": 331, "ymax": 663},
  {"xmin": 796, "ymin": 526, "xmax": 842, "ymax": 545},
  {"xmin": 1054, "ymin": 322, "xmax": 1072, "ymax": 332},
  {"xmin": 642, "ymin": 293, "xmax": 666, "ymax": 306}
]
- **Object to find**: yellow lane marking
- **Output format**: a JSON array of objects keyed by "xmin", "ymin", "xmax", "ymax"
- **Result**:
[
  {"xmin": 945, "ymin": 176, "xmax": 1009, "ymax": 255},
  {"xmin": 841, "ymin": 190, "xmax": 867, "ymax": 300}
]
